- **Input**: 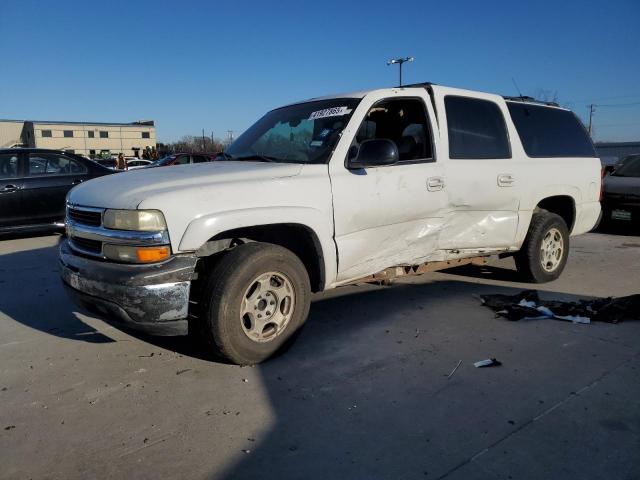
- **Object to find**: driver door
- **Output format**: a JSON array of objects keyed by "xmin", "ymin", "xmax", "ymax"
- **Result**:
[{"xmin": 329, "ymin": 90, "xmax": 447, "ymax": 283}]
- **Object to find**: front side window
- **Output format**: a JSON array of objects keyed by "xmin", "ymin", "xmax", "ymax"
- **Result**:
[
  {"xmin": 100, "ymin": 131, "xmax": 108, "ymax": 138},
  {"xmin": 41, "ymin": 129, "xmax": 52, "ymax": 138},
  {"xmin": 175, "ymin": 155, "xmax": 190, "ymax": 165},
  {"xmin": 63, "ymin": 130, "xmax": 73, "ymax": 138},
  {"xmin": 354, "ymin": 98, "xmax": 434, "ymax": 162},
  {"xmin": 192, "ymin": 155, "xmax": 207, "ymax": 163},
  {"xmin": 507, "ymin": 102, "xmax": 596, "ymax": 158},
  {"xmin": 445, "ymin": 96, "xmax": 511, "ymax": 159},
  {"xmin": 225, "ymin": 98, "xmax": 361, "ymax": 164},
  {"xmin": 28, "ymin": 153, "xmax": 87, "ymax": 176},
  {"xmin": 0, "ymin": 153, "xmax": 19, "ymax": 179}
]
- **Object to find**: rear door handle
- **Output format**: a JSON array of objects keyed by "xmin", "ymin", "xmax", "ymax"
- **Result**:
[
  {"xmin": 427, "ymin": 176, "xmax": 445, "ymax": 191},
  {"xmin": 1, "ymin": 184, "xmax": 19, "ymax": 193},
  {"xmin": 497, "ymin": 174, "xmax": 515, "ymax": 187}
]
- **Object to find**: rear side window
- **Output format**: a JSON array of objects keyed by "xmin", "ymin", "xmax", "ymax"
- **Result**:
[
  {"xmin": 445, "ymin": 96, "xmax": 511, "ymax": 159},
  {"xmin": 507, "ymin": 103, "xmax": 596, "ymax": 158},
  {"xmin": 0, "ymin": 153, "xmax": 19, "ymax": 179}
]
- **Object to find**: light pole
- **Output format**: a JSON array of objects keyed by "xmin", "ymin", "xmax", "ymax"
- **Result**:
[{"xmin": 387, "ymin": 56, "xmax": 414, "ymax": 87}]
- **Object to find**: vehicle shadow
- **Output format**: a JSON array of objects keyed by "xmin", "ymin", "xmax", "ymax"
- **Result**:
[
  {"xmin": 0, "ymin": 243, "xmax": 114, "ymax": 343},
  {"xmin": 593, "ymin": 221, "xmax": 640, "ymax": 237}
]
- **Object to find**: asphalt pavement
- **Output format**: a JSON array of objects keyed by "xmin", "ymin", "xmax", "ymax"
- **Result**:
[{"xmin": 1, "ymin": 231, "xmax": 639, "ymax": 480}]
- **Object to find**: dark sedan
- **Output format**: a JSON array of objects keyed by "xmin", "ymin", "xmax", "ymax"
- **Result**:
[
  {"xmin": 602, "ymin": 154, "xmax": 640, "ymax": 225},
  {"xmin": 0, "ymin": 148, "xmax": 113, "ymax": 234}
]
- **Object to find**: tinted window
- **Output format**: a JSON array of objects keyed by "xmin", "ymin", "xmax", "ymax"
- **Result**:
[
  {"xmin": 507, "ymin": 102, "xmax": 596, "ymax": 158},
  {"xmin": 28, "ymin": 153, "xmax": 87, "ymax": 176},
  {"xmin": 355, "ymin": 98, "xmax": 434, "ymax": 162},
  {"xmin": 192, "ymin": 155, "xmax": 207, "ymax": 163},
  {"xmin": 0, "ymin": 153, "xmax": 19, "ymax": 179},
  {"xmin": 175, "ymin": 155, "xmax": 190, "ymax": 165},
  {"xmin": 99, "ymin": 131, "xmax": 108, "ymax": 138},
  {"xmin": 142, "ymin": 131, "xmax": 150, "ymax": 139},
  {"xmin": 63, "ymin": 130, "xmax": 73, "ymax": 137},
  {"xmin": 41, "ymin": 130, "xmax": 52, "ymax": 137},
  {"xmin": 445, "ymin": 96, "xmax": 510, "ymax": 159},
  {"xmin": 612, "ymin": 156, "xmax": 640, "ymax": 177}
]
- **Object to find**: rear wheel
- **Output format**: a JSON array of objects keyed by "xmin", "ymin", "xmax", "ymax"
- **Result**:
[
  {"xmin": 515, "ymin": 210, "xmax": 569, "ymax": 283},
  {"xmin": 199, "ymin": 242, "xmax": 310, "ymax": 365}
]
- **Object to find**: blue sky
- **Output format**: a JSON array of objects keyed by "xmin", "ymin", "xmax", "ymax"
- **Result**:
[{"xmin": 1, "ymin": 0, "xmax": 639, "ymax": 143}]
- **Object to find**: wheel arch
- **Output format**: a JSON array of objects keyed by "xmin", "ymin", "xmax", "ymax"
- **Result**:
[{"xmin": 179, "ymin": 208, "xmax": 333, "ymax": 293}]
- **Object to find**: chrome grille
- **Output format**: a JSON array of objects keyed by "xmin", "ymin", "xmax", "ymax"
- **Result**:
[{"xmin": 68, "ymin": 208, "xmax": 102, "ymax": 227}]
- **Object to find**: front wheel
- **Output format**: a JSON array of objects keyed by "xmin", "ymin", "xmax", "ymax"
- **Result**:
[
  {"xmin": 199, "ymin": 242, "xmax": 311, "ymax": 365},
  {"xmin": 515, "ymin": 210, "xmax": 570, "ymax": 283}
]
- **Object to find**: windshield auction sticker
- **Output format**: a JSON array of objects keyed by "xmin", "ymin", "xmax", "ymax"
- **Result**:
[{"xmin": 309, "ymin": 106, "xmax": 352, "ymax": 120}]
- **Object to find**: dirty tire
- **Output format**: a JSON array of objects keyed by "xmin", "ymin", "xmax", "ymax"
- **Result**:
[
  {"xmin": 200, "ymin": 242, "xmax": 310, "ymax": 365},
  {"xmin": 515, "ymin": 209, "xmax": 570, "ymax": 283}
]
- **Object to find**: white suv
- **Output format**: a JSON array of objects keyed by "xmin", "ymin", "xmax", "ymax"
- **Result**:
[{"xmin": 60, "ymin": 83, "xmax": 602, "ymax": 364}]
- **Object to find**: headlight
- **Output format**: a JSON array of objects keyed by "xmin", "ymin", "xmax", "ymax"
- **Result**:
[
  {"xmin": 103, "ymin": 209, "xmax": 166, "ymax": 231},
  {"xmin": 103, "ymin": 244, "xmax": 171, "ymax": 263}
]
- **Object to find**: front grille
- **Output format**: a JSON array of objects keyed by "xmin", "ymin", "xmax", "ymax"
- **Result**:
[
  {"xmin": 68, "ymin": 208, "xmax": 102, "ymax": 227},
  {"xmin": 70, "ymin": 237, "xmax": 102, "ymax": 254}
]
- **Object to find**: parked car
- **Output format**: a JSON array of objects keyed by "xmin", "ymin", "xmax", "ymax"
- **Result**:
[
  {"xmin": 126, "ymin": 159, "xmax": 153, "ymax": 170},
  {"xmin": 149, "ymin": 153, "xmax": 212, "ymax": 167},
  {"xmin": 95, "ymin": 158, "xmax": 117, "ymax": 170},
  {"xmin": 601, "ymin": 154, "xmax": 640, "ymax": 224},
  {"xmin": 0, "ymin": 148, "xmax": 113, "ymax": 234},
  {"xmin": 600, "ymin": 156, "xmax": 620, "ymax": 175},
  {"xmin": 61, "ymin": 83, "xmax": 601, "ymax": 364}
]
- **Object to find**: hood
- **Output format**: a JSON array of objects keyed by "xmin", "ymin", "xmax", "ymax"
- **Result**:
[
  {"xmin": 68, "ymin": 161, "xmax": 303, "ymax": 209},
  {"xmin": 603, "ymin": 175, "xmax": 640, "ymax": 197}
]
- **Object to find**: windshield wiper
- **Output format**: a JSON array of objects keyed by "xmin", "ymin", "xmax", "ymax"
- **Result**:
[{"xmin": 234, "ymin": 153, "xmax": 283, "ymax": 163}]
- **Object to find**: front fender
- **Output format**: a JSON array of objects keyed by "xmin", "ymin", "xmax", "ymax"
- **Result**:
[{"xmin": 177, "ymin": 206, "xmax": 337, "ymax": 289}]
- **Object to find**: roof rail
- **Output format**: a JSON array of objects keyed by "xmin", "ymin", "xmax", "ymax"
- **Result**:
[
  {"xmin": 503, "ymin": 95, "xmax": 560, "ymax": 107},
  {"xmin": 399, "ymin": 82, "xmax": 434, "ymax": 89}
]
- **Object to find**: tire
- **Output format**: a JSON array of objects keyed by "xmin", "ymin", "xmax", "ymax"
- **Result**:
[
  {"xmin": 198, "ymin": 242, "xmax": 311, "ymax": 365},
  {"xmin": 515, "ymin": 210, "xmax": 570, "ymax": 283}
]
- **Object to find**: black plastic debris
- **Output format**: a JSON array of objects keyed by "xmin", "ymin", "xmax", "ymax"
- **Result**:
[
  {"xmin": 474, "ymin": 358, "xmax": 502, "ymax": 368},
  {"xmin": 477, "ymin": 291, "xmax": 640, "ymax": 324}
]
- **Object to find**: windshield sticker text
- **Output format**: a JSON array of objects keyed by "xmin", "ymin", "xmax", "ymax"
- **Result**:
[{"xmin": 309, "ymin": 106, "xmax": 352, "ymax": 120}]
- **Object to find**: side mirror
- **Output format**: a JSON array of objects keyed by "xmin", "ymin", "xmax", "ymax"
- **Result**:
[{"xmin": 347, "ymin": 139, "xmax": 399, "ymax": 169}]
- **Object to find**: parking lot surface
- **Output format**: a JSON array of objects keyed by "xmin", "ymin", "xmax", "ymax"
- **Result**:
[{"xmin": 1, "ymin": 231, "xmax": 639, "ymax": 480}]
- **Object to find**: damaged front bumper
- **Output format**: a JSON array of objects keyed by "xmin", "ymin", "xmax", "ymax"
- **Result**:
[{"xmin": 59, "ymin": 239, "xmax": 197, "ymax": 336}]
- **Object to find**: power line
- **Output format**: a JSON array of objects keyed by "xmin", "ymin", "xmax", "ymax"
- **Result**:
[{"xmin": 594, "ymin": 101, "xmax": 640, "ymax": 108}]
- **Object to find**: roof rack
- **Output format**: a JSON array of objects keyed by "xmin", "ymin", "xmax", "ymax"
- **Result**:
[
  {"xmin": 502, "ymin": 95, "xmax": 560, "ymax": 107},
  {"xmin": 399, "ymin": 82, "xmax": 435, "ymax": 88}
]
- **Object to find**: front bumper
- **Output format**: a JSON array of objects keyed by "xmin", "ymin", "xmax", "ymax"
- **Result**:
[{"xmin": 60, "ymin": 239, "xmax": 198, "ymax": 336}]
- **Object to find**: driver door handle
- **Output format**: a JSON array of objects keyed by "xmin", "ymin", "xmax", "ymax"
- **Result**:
[{"xmin": 1, "ymin": 184, "xmax": 19, "ymax": 193}]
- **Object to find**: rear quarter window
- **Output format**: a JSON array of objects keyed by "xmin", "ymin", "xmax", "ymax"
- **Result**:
[{"xmin": 507, "ymin": 102, "xmax": 596, "ymax": 158}]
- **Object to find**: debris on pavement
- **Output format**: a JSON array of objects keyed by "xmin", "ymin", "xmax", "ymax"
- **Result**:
[
  {"xmin": 447, "ymin": 360, "xmax": 462, "ymax": 378},
  {"xmin": 474, "ymin": 358, "xmax": 502, "ymax": 368},
  {"xmin": 476, "ymin": 291, "xmax": 640, "ymax": 324}
]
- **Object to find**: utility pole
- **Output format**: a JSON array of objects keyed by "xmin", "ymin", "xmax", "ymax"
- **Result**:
[
  {"xmin": 587, "ymin": 104, "xmax": 595, "ymax": 136},
  {"xmin": 387, "ymin": 56, "xmax": 414, "ymax": 87},
  {"xmin": 226, "ymin": 130, "xmax": 234, "ymax": 144},
  {"xmin": 202, "ymin": 129, "xmax": 206, "ymax": 152}
]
